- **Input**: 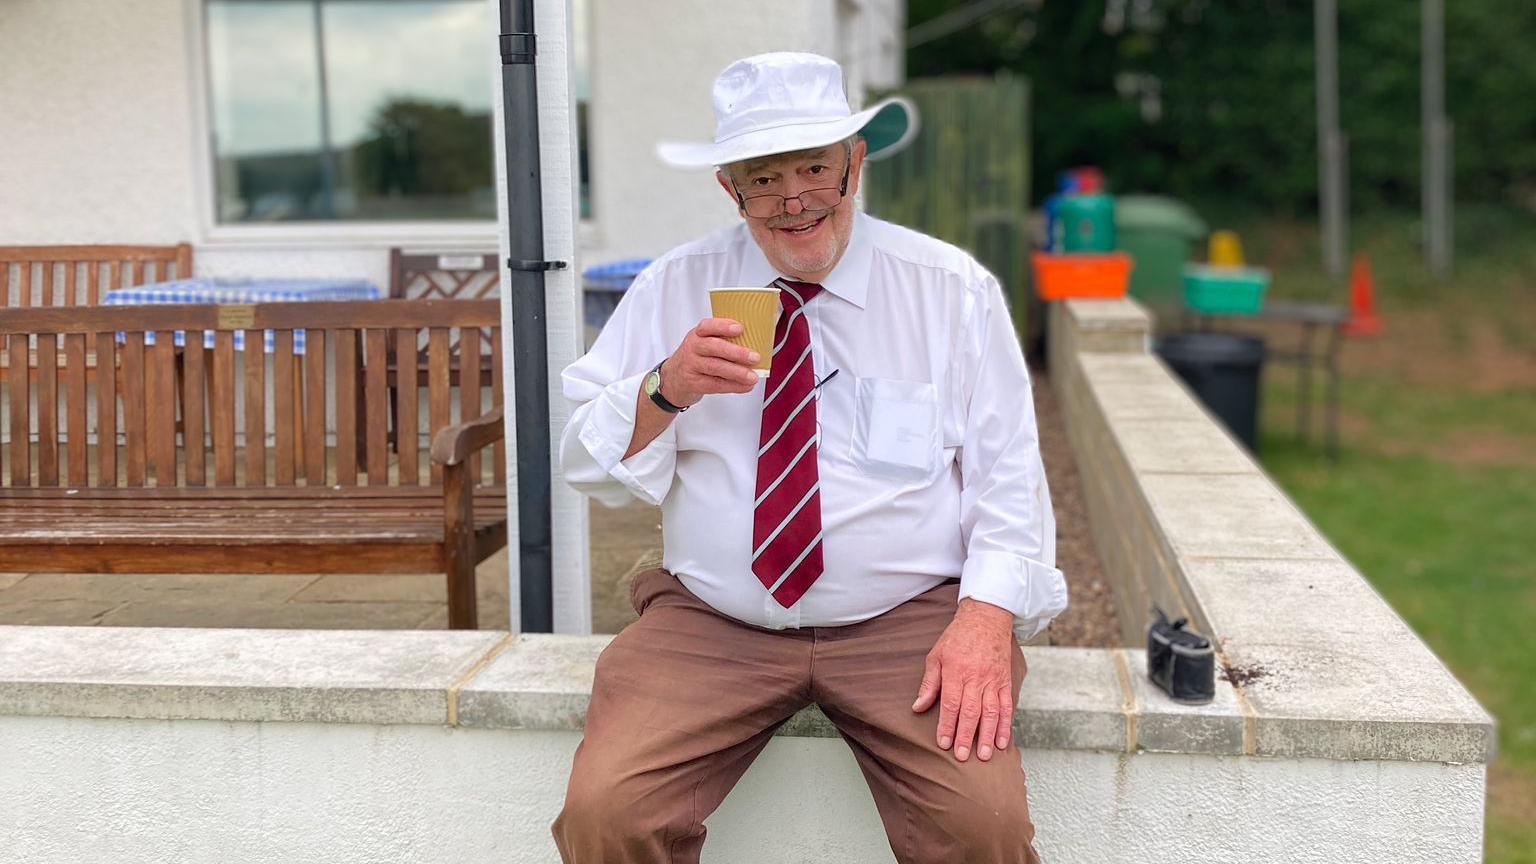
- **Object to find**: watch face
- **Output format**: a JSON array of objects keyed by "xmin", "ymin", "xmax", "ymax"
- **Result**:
[{"xmin": 644, "ymin": 370, "xmax": 661, "ymax": 397}]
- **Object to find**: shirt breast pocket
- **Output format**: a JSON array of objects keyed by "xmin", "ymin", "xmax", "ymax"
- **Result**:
[{"xmin": 850, "ymin": 377, "xmax": 941, "ymax": 481}]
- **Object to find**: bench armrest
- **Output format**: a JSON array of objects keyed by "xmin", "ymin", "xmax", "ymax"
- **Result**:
[{"xmin": 431, "ymin": 406, "xmax": 505, "ymax": 467}]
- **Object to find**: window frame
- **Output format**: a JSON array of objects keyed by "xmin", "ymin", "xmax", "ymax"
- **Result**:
[
  {"xmin": 185, "ymin": 0, "xmax": 513, "ymax": 248},
  {"xmin": 185, "ymin": 0, "xmax": 598, "ymax": 250}
]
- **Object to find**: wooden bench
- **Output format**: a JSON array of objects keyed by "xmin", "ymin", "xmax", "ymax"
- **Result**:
[
  {"xmin": 0, "ymin": 299, "xmax": 506, "ymax": 629},
  {"xmin": 0, "ymin": 244, "xmax": 194, "ymax": 307}
]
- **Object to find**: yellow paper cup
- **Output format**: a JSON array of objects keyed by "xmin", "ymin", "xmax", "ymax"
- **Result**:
[{"xmin": 709, "ymin": 287, "xmax": 780, "ymax": 378}]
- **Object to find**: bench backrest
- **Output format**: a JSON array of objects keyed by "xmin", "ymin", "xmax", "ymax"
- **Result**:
[
  {"xmin": 389, "ymin": 249, "xmax": 499, "ymax": 360},
  {"xmin": 0, "ymin": 244, "xmax": 195, "ymax": 307},
  {"xmin": 0, "ymin": 300, "xmax": 502, "ymax": 489}
]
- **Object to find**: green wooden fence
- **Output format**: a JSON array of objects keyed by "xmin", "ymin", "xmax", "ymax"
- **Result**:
[{"xmin": 863, "ymin": 74, "xmax": 1031, "ymax": 339}]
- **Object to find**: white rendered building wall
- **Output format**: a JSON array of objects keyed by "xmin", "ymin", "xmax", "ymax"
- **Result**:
[
  {"xmin": 0, "ymin": 715, "xmax": 1486, "ymax": 864},
  {"xmin": 582, "ymin": 0, "xmax": 833, "ymax": 262}
]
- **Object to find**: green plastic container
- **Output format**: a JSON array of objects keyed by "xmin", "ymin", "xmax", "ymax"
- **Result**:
[
  {"xmin": 1057, "ymin": 194, "xmax": 1117, "ymax": 253},
  {"xmin": 1182, "ymin": 264, "xmax": 1272, "ymax": 315},
  {"xmin": 1115, "ymin": 196, "xmax": 1208, "ymax": 307}
]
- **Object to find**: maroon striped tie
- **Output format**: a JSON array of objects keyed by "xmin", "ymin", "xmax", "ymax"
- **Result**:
[{"xmin": 752, "ymin": 279, "xmax": 825, "ymax": 608}]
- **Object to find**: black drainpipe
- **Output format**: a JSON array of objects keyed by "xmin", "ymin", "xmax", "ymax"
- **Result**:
[{"xmin": 499, "ymin": 0, "xmax": 561, "ymax": 632}]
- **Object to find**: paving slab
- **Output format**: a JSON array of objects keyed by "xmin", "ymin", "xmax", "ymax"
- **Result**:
[
  {"xmin": 1079, "ymin": 355, "xmax": 1204, "ymax": 422},
  {"xmin": 98, "ymin": 599, "xmax": 443, "ymax": 630},
  {"xmin": 0, "ymin": 598, "xmax": 124, "ymax": 626},
  {"xmin": 1182, "ymin": 558, "xmax": 1403, "ymax": 643},
  {"xmin": 1063, "ymin": 299, "xmax": 1154, "ymax": 331},
  {"xmin": 456, "ymin": 633, "xmax": 608, "ymax": 730},
  {"xmin": 289, "ymin": 573, "xmax": 449, "ymax": 604},
  {"xmin": 1014, "ymin": 646, "xmax": 1127, "ymax": 752},
  {"xmin": 1112, "ymin": 418, "xmax": 1258, "ymax": 476},
  {"xmin": 1121, "ymin": 648, "xmax": 1246, "ymax": 755},
  {"xmin": 1141, "ymin": 473, "xmax": 1336, "ymax": 561},
  {"xmin": 0, "ymin": 572, "xmax": 320, "ymax": 604},
  {"xmin": 418, "ymin": 600, "xmax": 512, "ymax": 631},
  {"xmin": 1229, "ymin": 639, "xmax": 1495, "ymax": 763},
  {"xmin": 0, "ymin": 573, "xmax": 26, "ymax": 591},
  {"xmin": 0, "ymin": 626, "xmax": 508, "ymax": 725},
  {"xmin": 458, "ymin": 639, "xmax": 1134, "ymax": 752}
]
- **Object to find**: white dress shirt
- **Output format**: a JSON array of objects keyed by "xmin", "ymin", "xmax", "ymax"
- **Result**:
[{"xmin": 560, "ymin": 212, "xmax": 1068, "ymax": 637}]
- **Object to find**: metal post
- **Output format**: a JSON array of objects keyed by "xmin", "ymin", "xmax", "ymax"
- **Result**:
[
  {"xmin": 500, "ymin": 0, "xmax": 556, "ymax": 632},
  {"xmin": 1315, "ymin": 0, "xmax": 1346, "ymax": 278},
  {"xmin": 312, "ymin": 0, "xmax": 338, "ymax": 218},
  {"xmin": 1423, "ymin": 0, "xmax": 1452, "ymax": 278}
]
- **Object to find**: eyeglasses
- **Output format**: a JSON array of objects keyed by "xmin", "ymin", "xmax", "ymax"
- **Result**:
[{"xmin": 732, "ymin": 149, "xmax": 852, "ymax": 219}]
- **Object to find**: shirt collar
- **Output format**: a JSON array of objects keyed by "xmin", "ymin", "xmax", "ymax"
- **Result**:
[{"xmin": 735, "ymin": 211, "xmax": 872, "ymax": 309}]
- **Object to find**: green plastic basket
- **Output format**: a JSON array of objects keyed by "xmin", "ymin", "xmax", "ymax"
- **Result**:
[{"xmin": 1182, "ymin": 264, "xmax": 1271, "ymax": 315}]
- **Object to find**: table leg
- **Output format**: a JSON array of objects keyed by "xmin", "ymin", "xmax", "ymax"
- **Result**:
[
  {"xmin": 1326, "ymin": 323, "xmax": 1342, "ymax": 461},
  {"xmin": 1297, "ymin": 322, "xmax": 1314, "ymax": 443}
]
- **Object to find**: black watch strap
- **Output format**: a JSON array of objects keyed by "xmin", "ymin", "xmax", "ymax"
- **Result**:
[{"xmin": 648, "ymin": 361, "xmax": 688, "ymax": 414}]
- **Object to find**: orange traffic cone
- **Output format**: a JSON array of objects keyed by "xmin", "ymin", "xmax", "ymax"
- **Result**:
[{"xmin": 1343, "ymin": 253, "xmax": 1383, "ymax": 337}]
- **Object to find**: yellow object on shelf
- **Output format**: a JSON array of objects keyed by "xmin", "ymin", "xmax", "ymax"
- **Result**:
[{"xmin": 1208, "ymin": 230, "xmax": 1246, "ymax": 266}]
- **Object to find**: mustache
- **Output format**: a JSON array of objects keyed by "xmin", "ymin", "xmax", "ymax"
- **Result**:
[{"xmin": 767, "ymin": 213, "xmax": 827, "ymax": 230}]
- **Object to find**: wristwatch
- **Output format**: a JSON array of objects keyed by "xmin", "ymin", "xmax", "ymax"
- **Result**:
[{"xmin": 643, "ymin": 360, "xmax": 689, "ymax": 414}]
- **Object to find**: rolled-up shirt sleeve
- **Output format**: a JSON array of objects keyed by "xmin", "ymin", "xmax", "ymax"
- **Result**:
[
  {"xmin": 559, "ymin": 269, "xmax": 677, "ymax": 508},
  {"xmin": 953, "ymin": 274, "xmax": 1069, "ymax": 641}
]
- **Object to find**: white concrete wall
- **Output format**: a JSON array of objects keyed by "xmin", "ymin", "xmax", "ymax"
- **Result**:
[
  {"xmin": 0, "ymin": 715, "xmax": 1487, "ymax": 864},
  {"xmin": 0, "ymin": 0, "xmax": 200, "ymax": 246},
  {"xmin": 582, "ymin": 0, "xmax": 863, "ymax": 262}
]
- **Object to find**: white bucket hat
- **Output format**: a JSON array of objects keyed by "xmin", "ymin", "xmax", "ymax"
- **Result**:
[{"xmin": 656, "ymin": 52, "xmax": 918, "ymax": 169}]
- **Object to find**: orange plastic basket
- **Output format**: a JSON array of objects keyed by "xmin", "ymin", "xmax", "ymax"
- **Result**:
[{"xmin": 1032, "ymin": 252, "xmax": 1134, "ymax": 301}]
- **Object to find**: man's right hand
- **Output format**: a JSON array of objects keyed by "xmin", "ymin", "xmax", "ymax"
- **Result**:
[{"xmin": 659, "ymin": 318, "xmax": 762, "ymax": 407}]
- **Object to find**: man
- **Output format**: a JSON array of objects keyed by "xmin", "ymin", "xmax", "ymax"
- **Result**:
[{"xmin": 555, "ymin": 53, "xmax": 1066, "ymax": 863}]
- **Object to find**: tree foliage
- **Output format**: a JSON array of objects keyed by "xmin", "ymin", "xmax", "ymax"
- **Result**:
[
  {"xmin": 353, "ymin": 98, "xmax": 493, "ymax": 198},
  {"xmin": 907, "ymin": 0, "xmax": 1536, "ymax": 211}
]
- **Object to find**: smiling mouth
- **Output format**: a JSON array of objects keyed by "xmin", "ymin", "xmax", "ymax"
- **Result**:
[{"xmin": 778, "ymin": 215, "xmax": 826, "ymax": 236}]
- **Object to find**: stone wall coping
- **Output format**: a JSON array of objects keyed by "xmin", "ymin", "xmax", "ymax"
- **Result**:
[
  {"xmin": 1051, "ymin": 299, "xmax": 1496, "ymax": 765},
  {"xmin": 0, "ymin": 626, "xmax": 1492, "ymax": 763}
]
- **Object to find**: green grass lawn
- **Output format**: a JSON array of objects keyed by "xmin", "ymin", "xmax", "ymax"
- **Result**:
[{"xmin": 1216, "ymin": 205, "xmax": 1536, "ymax": 862}]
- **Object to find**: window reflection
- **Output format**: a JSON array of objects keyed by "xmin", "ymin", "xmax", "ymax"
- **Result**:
[{"xmin": 207, "ymin": 0, "xmax": 495, "ymax": 223}]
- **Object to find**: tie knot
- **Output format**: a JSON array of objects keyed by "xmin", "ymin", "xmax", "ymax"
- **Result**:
[{"xmin": 774, "ymin": 279, "xmax": 822, "ymax": 309}]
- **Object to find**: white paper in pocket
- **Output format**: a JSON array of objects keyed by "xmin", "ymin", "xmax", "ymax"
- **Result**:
[{"xmin": 865, "ymin": 396, "xmax": 938, "ymax": 471}]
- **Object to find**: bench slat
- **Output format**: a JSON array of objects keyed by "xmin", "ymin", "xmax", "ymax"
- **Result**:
[
  {"xmin": 0, "ymin": 544, "xmax": 448, "ymax": 576},
  {"xmin": 303, "ymin": 329, "xmax": 327, "ymax": 485},
  {"xmin": 65, "ymin": 333, "xmax": 87, "ymax": 486},
  {"xmin": 396, "ymin": 327, "xmax": 420, "ymax": 485},
  {"xmin": 243, "ymin": 328, "xmax": 266, "ymax": 486},
  {"xmin": 122, "ymin": 333, "xmax": 147, "ymax": 487},
  {"xmin": 184, "ymin": 344, "xmax": 207, "ymax": 486},
  {"xmin": 492, "ymin": 325, "xmax": 506, "ymax": 485},
  {"xmin": 212, "ymin": 331, "xmax": 236, "ymax": 485},
  {"xmin": 95, "ymin": 330, "xmax": 117, "ymax": 487},
  {"xmin": 274, "ymin": 330, "xmax": 296, "ymax": 486},
  {"xmin": 429, "ymin": 327, "xmax": 450, "ymax": 484},
  {"xmin": 149, "ymin": 332, "xmax": 177, "ymax": 487},
  {"xmin": 0, "ymin": 485, "xmax": 503, "ymax": 500},
  {"xmin": 366, "ymin": 328, "xmax": 389, "ymax": 485},
  {"xmin": 464, "ymin": 326, "xmax": 483, "ymax": 482},
  {"xmin": 37, "ymin": 333, "xmax": 58, "ymax": 485},
  {"xmin": 5, "ymin": 334, "xmax": 26, "ymax": 485},
  {"xmin": 335, "ymin": 328, "xmax": 359, "ymax": 486}
]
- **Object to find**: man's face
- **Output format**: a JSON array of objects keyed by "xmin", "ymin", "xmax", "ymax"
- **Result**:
[{"xmin": 717, "ymin": 139, "xmax": 867, "ymax": 283}]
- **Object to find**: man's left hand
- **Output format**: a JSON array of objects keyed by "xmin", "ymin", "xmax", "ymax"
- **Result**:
[{"xmin": 911, "ymin": 598, "xmax": 1017, "ymax": 762}]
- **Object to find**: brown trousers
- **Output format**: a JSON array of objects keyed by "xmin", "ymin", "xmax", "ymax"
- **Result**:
[{"xmin": 552, "ymin": 568, "xmax": 1042, "ymax": 863}]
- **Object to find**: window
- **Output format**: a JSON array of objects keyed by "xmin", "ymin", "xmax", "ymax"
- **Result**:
[{"xmin": 206, "ymin": 0, "xmax": 496, "ymax": 223}]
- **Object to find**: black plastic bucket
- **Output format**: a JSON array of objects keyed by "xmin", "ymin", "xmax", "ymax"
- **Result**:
[{"xmin": 1155, "ymin": 332, "xmax": 1266, "ymax": 452}]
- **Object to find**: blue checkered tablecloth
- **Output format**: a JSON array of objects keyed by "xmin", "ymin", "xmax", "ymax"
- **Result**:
[{"xmin": 103, "ymin": 278, "xmax": 382, "ymax": 353}]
